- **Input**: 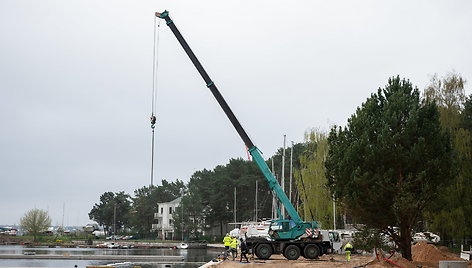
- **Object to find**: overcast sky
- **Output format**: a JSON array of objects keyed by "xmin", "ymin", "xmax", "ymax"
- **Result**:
[{"xmin": 1, "ymin": 0, "xmax": 471, "ymax": 227}]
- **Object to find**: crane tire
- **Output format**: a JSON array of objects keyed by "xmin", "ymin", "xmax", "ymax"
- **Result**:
[
  {"xmin": 283, "ymin": 245, "xmax": 301, "ymax": 260},
  {"xmin": 303, "ymin": 244, "xmax": 320, "ymax": 259},
  {"xmin": 255, "ymin": 243, "xmax": 273, "ymax": 260}
]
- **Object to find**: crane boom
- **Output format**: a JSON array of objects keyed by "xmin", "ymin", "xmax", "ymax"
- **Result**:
[
  {"xmin": 153, "ymin": 12, "xmax": 336, "ymax": 260},
  {"xmin": 156, "ymin": 10, "xmax": 302, "ymax": 224}
]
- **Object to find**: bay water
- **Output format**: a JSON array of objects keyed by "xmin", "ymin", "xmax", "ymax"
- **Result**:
[{"xmin": 0, "ymin": 245, "xmax": 222, "ymax": 268}]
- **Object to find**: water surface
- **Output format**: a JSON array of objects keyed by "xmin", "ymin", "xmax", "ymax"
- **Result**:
[{"xmin": 0, "ymin": 245, "xmax": 221, "ymax": 268}]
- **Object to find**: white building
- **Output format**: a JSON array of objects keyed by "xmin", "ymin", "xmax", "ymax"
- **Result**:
[{"xmin": 152, "ymin": 197, "xmax": 181, "ymax": 240}]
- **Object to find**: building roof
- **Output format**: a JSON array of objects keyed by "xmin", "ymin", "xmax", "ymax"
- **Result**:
[{"xmin": 157, "ymin": 196, "xmax": 182, "ymax": 206}]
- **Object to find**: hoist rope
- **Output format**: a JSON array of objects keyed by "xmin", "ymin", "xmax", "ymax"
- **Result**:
[
  {"xmin": 150, "ymin": 17, "xmax": 161, "ymax": 186},
  {"xmin": 151, "ymin": 17, "xmax": 161, "ymax": 116}
]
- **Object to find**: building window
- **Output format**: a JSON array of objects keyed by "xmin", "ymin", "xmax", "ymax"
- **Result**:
[
  {"xmin": 169, "ymin": 207, "xmax": 173, "ymax": 214},
  {"xmin": 169, "ymin": 219, "xmax": 173, "ymax": 225},
  {"xmin": 161, "ymin": 207, "xmax": 163, "ymax": 214}
]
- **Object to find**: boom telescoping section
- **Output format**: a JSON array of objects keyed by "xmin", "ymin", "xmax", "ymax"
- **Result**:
[{"xmin": 155, "ymin": 11, "xmax": 319, "ymax": 238}]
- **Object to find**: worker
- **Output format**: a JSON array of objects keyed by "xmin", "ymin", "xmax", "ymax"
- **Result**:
[
  {"xmin": 344, "ymin": 241, "xmax": 353, "ymax": 262},
  {"xmin": 239, "ymin": 237, "xmax": 249, "ymax": 263},
  {"xmin": 223, "ymin": 233, "xmax": 232, "ymax": 250},
  {"xmin": 230, "ymin": 236, "xmax": 239, "ymax": 261},
  {"xmin": 223, "ymin": 233, "xmax": 232, "ymax": 259}
]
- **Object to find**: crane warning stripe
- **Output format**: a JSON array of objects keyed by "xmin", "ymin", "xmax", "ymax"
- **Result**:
[{"xmin": 305, "ymin": 228, "xmax": 318, "ymax": 238}]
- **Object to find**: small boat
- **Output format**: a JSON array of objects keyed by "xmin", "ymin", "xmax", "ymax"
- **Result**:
[
  {"xmin": 177, "ymin": 243, "xmax": 189, "ymax": 249},
  {"xmin": 96, "ymin": 242, "xmax": 120, "ymax": 249}
]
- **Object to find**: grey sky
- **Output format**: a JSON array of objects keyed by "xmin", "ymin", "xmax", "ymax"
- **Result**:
[{"xmin": 1, "ymin": 0, "xmax": 471, "ymax": 226}]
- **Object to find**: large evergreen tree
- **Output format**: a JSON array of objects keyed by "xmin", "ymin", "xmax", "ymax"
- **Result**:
[
  {"xmin": 130, "ymin": 186, "xmax": 158, "ymax": 237},
  {"xmin": 325, "ymin": 76, "xmax": 455, "ymax": 260}
]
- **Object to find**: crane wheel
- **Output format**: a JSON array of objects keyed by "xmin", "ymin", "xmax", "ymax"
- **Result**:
[
  {"xmin": 255, "ymin": 243, "xmax": 273, "ymax": 259},
  {"xmin": 283, "ymin": 245, "xmax": 301, "ymax": 260},
  {"xmin": 303, "ymin": 244, "xmax": 320, "ymax": 259}
]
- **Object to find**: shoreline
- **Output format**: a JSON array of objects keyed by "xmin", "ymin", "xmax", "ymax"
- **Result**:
[{"xmin": 2, "ymin": 239, "xmax": 211, "ymax": 249}]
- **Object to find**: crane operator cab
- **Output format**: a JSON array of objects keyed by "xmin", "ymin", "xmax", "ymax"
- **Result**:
[
  {"xmin": 268, "ymin": 219, "xmax": 321, "ymax": 241},
  {"xmin": 268, "ymin": 219, "xmax": 296, "ymax": 238}
]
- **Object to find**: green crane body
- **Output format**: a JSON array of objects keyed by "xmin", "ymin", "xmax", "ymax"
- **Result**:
[{"xmin": 156, "ymin": 10, "xmax": 318, "ymax": 242}]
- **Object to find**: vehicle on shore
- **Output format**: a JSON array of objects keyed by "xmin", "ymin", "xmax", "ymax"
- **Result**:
[
  {"xmin": 233, "ymin": 222, "xmax": 340, "ymax": 259},
  {"xmin": 92, "ymin": 230, "xmax": 106, "ymax": 238},
  {"xmin": 239, "ymin": 221, "xmax": 271, "ymax": 238},
  {"xmin": 412, "ymin": 232, "xmax": 440, "ymax": 244}
]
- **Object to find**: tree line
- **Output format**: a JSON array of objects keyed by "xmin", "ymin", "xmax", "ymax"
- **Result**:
[{"xmin": 88, "ymin": 147, "xmax": 308, "ymax": 239}]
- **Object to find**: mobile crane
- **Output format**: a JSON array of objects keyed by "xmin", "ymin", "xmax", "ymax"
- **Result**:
[{"xmin": 155, "ymin": 11, "xmax": 331, "ymax": 260}]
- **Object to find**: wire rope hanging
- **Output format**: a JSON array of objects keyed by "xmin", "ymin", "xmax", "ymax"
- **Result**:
[{"xmin": 150, "ymin": 16, "xmax": 161, "ymax": 186}]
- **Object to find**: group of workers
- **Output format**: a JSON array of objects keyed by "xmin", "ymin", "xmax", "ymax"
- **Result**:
[{"xmin": 223, "ymin": 233, "xmax": 249, "ymax": 262}]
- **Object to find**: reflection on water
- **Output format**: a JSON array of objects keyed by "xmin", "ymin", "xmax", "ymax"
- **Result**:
[{"xmin": 0, "ymin": 245, "xmax": 222, "ymax": 268}]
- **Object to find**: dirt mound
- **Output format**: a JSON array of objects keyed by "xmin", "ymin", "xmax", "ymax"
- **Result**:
[
  {"xmin": 389, "ymin": 255, "xmax": 416, "ymax": 268},
  {"xmin": 438, "ymin": 246, "xmax": 450, "ymax": 253},
  {"xmin": 412, "ymin": 242, "xmax": 461, "ymax": 265}
]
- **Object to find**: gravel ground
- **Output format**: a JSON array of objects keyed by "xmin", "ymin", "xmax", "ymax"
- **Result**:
[
  {"xmin": 209, "ymin": 253, "xmax": 472, "ymax": 268},
  {"xmin": 211, "ymin": 254, "xmax": 376, "ymax": 268}
]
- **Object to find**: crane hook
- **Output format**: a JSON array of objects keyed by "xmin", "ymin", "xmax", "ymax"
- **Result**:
[{"xmin": 150, "ymin": 115, "xmax": 157, "ymax": 129}]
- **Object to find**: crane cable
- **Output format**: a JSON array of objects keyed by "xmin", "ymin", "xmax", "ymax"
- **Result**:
[{"xmin": 150, "ymin": 16, "xmax": 161, "ymax": 186}]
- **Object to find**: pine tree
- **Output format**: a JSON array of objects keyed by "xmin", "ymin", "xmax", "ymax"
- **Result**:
[{"xmin": 325, "ymin": 76, "xmax": 455, "ymax": 260}]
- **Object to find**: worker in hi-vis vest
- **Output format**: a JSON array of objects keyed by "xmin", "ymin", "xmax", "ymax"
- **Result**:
[
  {"xmin": 223, "ymin": 233, "xmax": 232, "ymax": 250},
  {"xmin": 223, "ymin": 233, "xmax": 232, "ymax": 258},
  {"xmin": 230, "ymin": 236, "xmax": 239, "ymax": 260},
  {"xmin": 344, "ymin": 242, "xmax": 353, "ymax": 262}
]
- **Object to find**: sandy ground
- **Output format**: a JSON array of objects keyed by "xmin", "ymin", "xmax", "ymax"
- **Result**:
[
  {"xmin": 210, "ymin": 254, "xmax": 384, "ymax": 268},
  {"xmin": 207, "ymin": 252, "xmax": 472, "ymax": 268},
  {"xmin": 203, "ymin": 242, "xmax": 472, "ymax": 268}
]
